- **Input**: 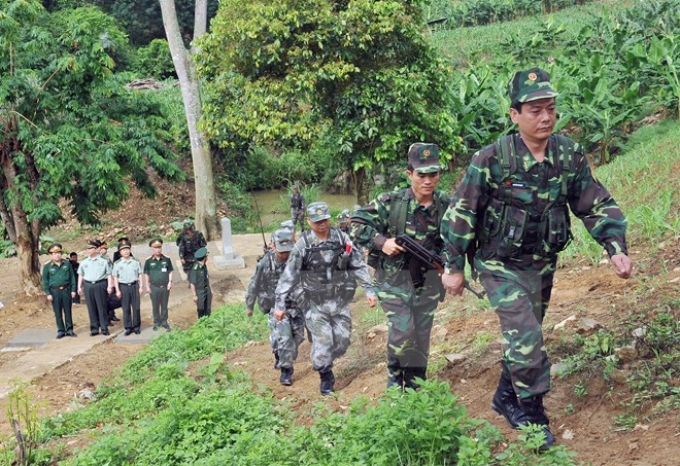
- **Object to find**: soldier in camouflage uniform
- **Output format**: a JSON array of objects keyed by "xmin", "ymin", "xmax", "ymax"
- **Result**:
[
  {"xmin": 337, "ymin": 209, "xmax": 351, "ymax": 234},
  {"xmin": 351, "ymin": 143, "xmax": 450, "ymax": 391},
  {"xmin": 178, "ymin": 222, "xmax": 208, "ymax": 278},
  {"xmin": 440, "ymin": 68, "xmax": 633, "ymax": 450},
  {"xmin": 246, "ymin": 229, "xmax": 306, "ymax": 386},
  {"xmin": 275, "ymin": 201, "xmax": 377, "ymax": 395},
  {"xmin": 290, "ymin": 184, "xmax": 306, "ymax": 233}
]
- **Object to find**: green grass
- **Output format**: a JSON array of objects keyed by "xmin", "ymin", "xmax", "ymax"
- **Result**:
[{"xmin": 432, "ymin": 0, "xmax": 635, "ymax": 67}]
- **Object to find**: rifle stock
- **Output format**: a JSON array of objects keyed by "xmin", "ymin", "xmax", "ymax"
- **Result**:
[{"xmin": 395, "ymin": 234, "xmax": 485, "ymax": 300}]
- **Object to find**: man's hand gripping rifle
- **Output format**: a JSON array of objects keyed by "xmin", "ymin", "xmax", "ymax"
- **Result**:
[{"xmin": 395, "ymin": 234, "xmax": 485, "ymax": 300}]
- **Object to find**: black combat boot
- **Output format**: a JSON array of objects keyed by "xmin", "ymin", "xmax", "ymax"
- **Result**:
[
  {"xmin": 386, "ymin": 359, "xmax": 404, "ymax": 390},
  {"xmin": 403, "ymin": 367, "xmax": 427, "ymax": 391},
  {"xmin": 319, "ymin": 370, "xmax": 335, "ymax": 396},
  {"xmin": 491, "ymin": 368, "xmax": 528, "ymax": 429},
  {"xmin": 518, "ymin": 395, "xmax": 556, "ymax": 451},
  {"xmin": 279, "ymin": 367, "xmax": 293, "ymax": 386}
]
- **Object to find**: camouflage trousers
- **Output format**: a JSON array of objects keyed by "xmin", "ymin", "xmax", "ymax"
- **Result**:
[
  {"xmin": 290, "ymin": 209, "xmax": 305, "ymax": 231},
  {"xmin": 304, "ymin": 299, "xmax": 352, "ymax": 372},
  {"xmin": 377, "ymin": 270, "xmax": 442, "ymax": 373},
  {"xmin": 476, "ymin": 256, "xmax": 557, "ymax": 399},
  {"xmin": 267, "ymin": 310, "xmax": 306, "ymax": 369}
]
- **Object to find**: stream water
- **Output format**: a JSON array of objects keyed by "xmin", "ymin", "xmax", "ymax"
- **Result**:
[{"xmin": 250, "ymin": 189, "xmax": 358, "ymax": 229}]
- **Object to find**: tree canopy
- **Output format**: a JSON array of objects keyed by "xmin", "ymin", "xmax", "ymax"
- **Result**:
[
  {"xmin": 198, "ymin": 0, "xmax": 463, "ymax": 202},
  {"xmin": 0, "ymin": 0, "xmax": 182, "ymax": 291}
]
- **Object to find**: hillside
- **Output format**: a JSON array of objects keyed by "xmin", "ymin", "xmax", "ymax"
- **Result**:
[{"xmin": 0, "ymin": 120, "xmax": 678, "ymax": 464}]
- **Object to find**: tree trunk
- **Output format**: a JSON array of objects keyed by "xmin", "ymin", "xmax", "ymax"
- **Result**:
[
  {"xmin": 354, "ymin": 166, "xmax": 369, "ymax": 205},
  {"xmin": 1, "ymin": 156, "xmax": 42, "ymax": 293},
  {"xmin": 159, "ymin": 0, "xmax": 220, "ymax": 240}
]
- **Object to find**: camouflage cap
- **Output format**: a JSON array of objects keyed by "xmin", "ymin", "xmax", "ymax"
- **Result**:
[
  {"xmin": 280, "ymin": 220, "xmax": 295, "ymax": 231},
  {"xmin": 407, "ymin": 143, "xmax": 441, "ymax": 173},
  {"xmin": 337, "ymin": 209, "xmax": 350, "ymax": 220},
  {"xmin": 194, "ymin": 247, "xmax": 208, "ymax": 260},
  {"xmin": 509, "ymin": 68, "xmax": 559, "ymax": 106},
  {"xmin": 183, "ymin": 222, "xmax": 195, "ymax": 231},
  {"xmin": 272, "ymin": 229, "xmax": 294, "ymax": 252},
  {"xmin": 306, "ymin": 201, "xmax": 331, "ymax": 222}
]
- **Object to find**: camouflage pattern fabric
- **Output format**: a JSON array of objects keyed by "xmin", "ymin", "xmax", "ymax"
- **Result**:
[
  {"xmin": 246, "ymin": 251, "xmax": 305, "ymax": 363},
  {"xmin": 290, "ymin": 192, "xmax": 306, "ymax": 231},
  {"xmin": 178, "ymin": 230, "xmax": 208, "ymax": 273},
  {"xmin": 441, "ymin": 133, "xmax": 628, "ymax": 398},
  {"xmin": 275, "ymin": 228, "xmax": 375, "ymax": 372},
  {"xmin": 351, "ymin": 187, "xmax": 449, "ymax": 379},
  {"xmin": 245, "ymin": 251, "xmax": 287, "ymax": 313},
  {"xmin": 267, "ymin": 308, "xmax": 306, "ymax": 369}
]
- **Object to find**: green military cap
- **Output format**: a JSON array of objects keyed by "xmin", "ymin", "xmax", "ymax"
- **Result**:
[
  {"xmin": 306, "ymin": 201, "xmax": 331, "ymax": 222},
  {"xmin": 272, "ymin": 229, "xmax": 294, "ymax": 252},
  {"xmin": 86, "ymin": 240, "xmax": 101, "ymax": 249},
  {"xmin": 149, "ymin": 238, "xmax": 163, "ymax": 247},
  {"xmin": 183, "ymin": 222, "xmax": 195, "ymax": 231},
  {"xmin": 509, "ymin": 67, "xmax": 559, "ymax": 106},
  {"xmin": 194, "ymin": 247, "xmax": 208, "ymax": 260},
  {"xmin": 117, "ymin": 242, "xmax": 131, "ymax": 251},
  {"xmin": 407, "ymin": 143, "xmax": 441, "ymax": 173},
  {"xmin": 47, "ymin": 243, "xmax": 63, "ymax": 253}
]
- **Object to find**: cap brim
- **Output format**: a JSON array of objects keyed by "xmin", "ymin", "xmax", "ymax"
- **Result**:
[
  {"xmin": 520, "ymin": 89, "xmax": 559, "ymax": 104},
  {"xmin": 275, "ymin": 243, "xmax": 293, "ymax": 252},
  {"xmin": 414, "ymin": 165, "xmax": 442, "ymax": 174},
  {"xmin": 310, "ymin": 214, "xmax": 331, "ymax": 222}
]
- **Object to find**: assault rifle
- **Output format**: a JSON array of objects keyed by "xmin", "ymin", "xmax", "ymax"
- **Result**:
[
  {"xmin": 395, "ymin": 234, "xmax": 486, "ymax": 300},
  {"xmin": 252, "ymin": 195, "xmax": 269, "ymax": 260}
]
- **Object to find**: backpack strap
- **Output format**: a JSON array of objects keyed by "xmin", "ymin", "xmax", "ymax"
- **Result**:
[
  {"xmin": 495, "ymin": 134, "xmax": 517, "ymax": 204},
  {"xmin": 388, "ymin": 189, "xmax": 409, "ymax": 237}
]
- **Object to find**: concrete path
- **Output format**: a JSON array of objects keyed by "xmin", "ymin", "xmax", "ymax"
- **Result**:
[{"xmin": 0, "ymin": 236, "xmax": 264, "ymax": 399}]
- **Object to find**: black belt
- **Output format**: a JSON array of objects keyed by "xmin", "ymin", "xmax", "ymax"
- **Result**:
[
  {"xmin": 120, "ymin": 281, "xmax": 138, "ymax": 286},
  {"xmin": 84, "ymin": 278, "xmax": 106, "ymax": 285},
  {"xmin": 50, "ymin": 285, "xmax": 69, "ymax": 290}
]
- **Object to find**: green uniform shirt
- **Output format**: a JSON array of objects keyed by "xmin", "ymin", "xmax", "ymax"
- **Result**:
[
  {"xmin": 41, "ymin": 260, "xmax": 76, "ymax": 294},
  {"xmin": 188, "ymin": 262, "xmax": 210, "ymax": 295},
  {"xmin": 112, "ymin": 257, "xmax": 142, "ymax": 284},
  {"xmin": 144, "ymin": 255, "xmax": 173, "ymax": 285}
]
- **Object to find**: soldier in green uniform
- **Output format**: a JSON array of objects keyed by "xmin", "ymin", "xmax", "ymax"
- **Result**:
[
  {"xmin": 144, "ymin": 238, "xmax": 174, "ymax": 331},
  {"xmin": 42, "ymin": 243, "xmax": 77, "ymax": 338},
  {"xmin": 440, "ymin": 68, "xmax": 633, "ymax": 450},
  {"xmin": 351, "ymin": 143, "xmax": 449, "ymax": 391},
  {"xmin": 189, "ymin": 247, "xmax": 212, "ymax": 319},
  {"xmin": 112, "ymin": 242, "xmax": 143, "ymax": 335}
]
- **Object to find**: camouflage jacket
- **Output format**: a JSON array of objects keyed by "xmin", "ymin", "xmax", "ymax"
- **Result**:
[
  {"xmin": 441, "ymin": 133, "xmax": 628, "ymax": 272},
  {"xmin": 351, "ymin": 187, "xmax": 450, "ymax": 285},
  {"xmin": 245, "ymin": 251, "xmax": 288, "ymax": 312},
  {"xmin": 274, "ymin": 228, "xmax": 375, "ymax": 310},
  {"xmin": 290, "ymin": 193, "xmax": 305, "ymax": 212},
  {"xmin": 178, "ymin": 231, "xmax": 207, "ymax": 261}
]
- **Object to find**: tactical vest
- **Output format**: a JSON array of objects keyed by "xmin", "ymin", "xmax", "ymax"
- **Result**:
[
  {"xmin": 478, "ymin": 133, "xmax": 574, "ymax": 260},
  {"xmin": 300, "ymin": 227, "xmax": 355, "ymax": 301},
  {"xmin": 368, "ymin": 188, "xmax": 448, "ymax": 271}
]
